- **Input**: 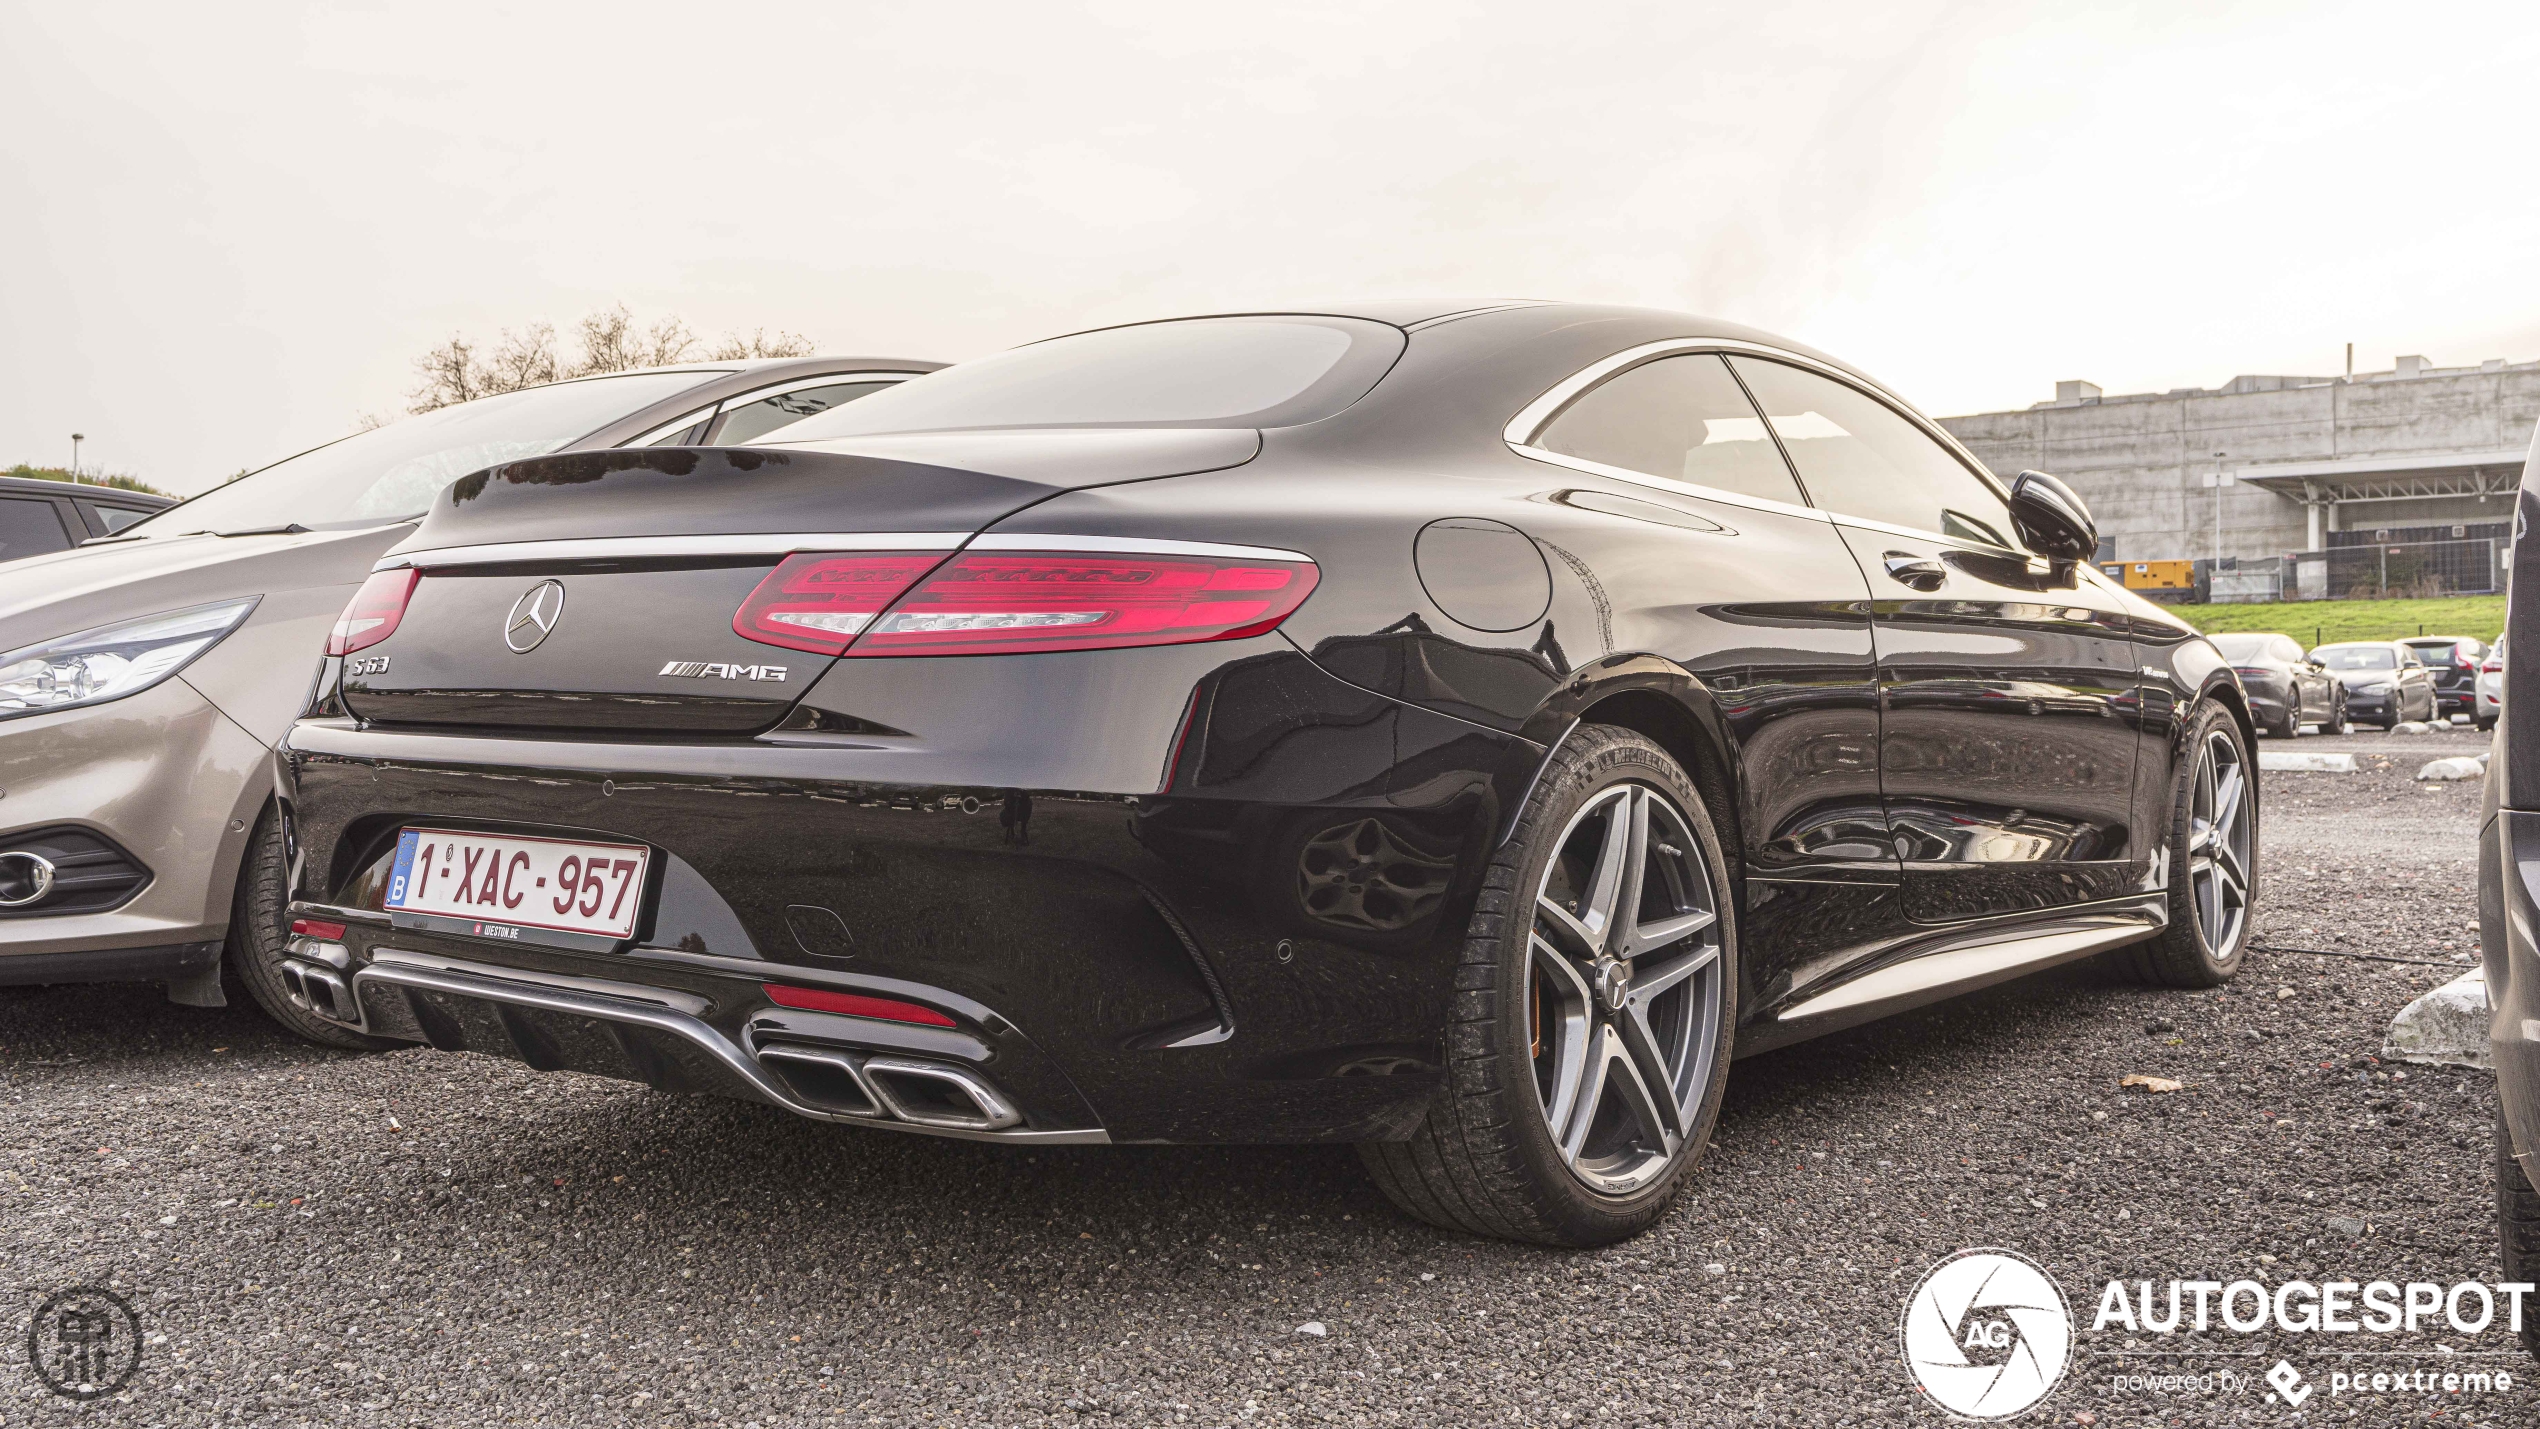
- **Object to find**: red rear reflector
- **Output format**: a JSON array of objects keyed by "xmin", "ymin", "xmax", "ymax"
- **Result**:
[
  {"xmin": 290, "ymin": 918, "xmax": 348, "ymax": 940},
  {"xmin": 760, "ymin": 982, "xmax": 957, "ymax": 1027},
  {"xmin": 327, "ymin": 568, "xmax": 421, "ymax": 656},
  {"xmin": 733, "ymin": 552, "xmax": 948, "ymax": 655},
  {"xmin": 843, "ymin": 550, "xmax": 1319, "ymax": 658}
]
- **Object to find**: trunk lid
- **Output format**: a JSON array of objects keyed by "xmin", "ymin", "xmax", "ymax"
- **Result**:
[{"xmin": 343, "ymin": 434, "xmax": 1257, "ymax": 734}]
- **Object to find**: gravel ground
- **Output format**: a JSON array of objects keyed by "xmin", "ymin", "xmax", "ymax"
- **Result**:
[{"xmin": 1, "ymin": 721, "xmax": 2523, "ymax": 1426}]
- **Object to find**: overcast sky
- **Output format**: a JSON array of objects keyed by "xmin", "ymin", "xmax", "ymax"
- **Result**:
[{"xmin": 5, "ymin": 1, "xmax": 2537, "ymax": 495}]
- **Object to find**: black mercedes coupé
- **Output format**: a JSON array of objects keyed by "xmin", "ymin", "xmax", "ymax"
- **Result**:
[{"xmin": 268, "ymin": 302, "xmax": 2258, "ymax": 1246}]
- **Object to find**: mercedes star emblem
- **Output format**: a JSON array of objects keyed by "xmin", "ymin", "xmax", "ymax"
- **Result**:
[{"xmin": 504, "ymin": 580, "xmax": 566, "ymax": 653}]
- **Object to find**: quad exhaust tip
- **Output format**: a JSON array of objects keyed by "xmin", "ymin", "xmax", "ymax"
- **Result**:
[
  {"xmin": 280, "ymin": 942, "xmax": 363, "ymax": 1027},
  {"xmin": 754, "ymin": 1044, "xmax": 1020, "ymax": 1132}
]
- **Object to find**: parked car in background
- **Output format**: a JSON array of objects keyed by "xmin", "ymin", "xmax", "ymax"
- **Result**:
[
  {"xmin": 2211, "ymin": 631, "xmax": 2346, "ymax": 736},
  {"xmin": 0, "ymin": 356, "xmax": 937, "ymax": 1023},
  {"xmin": 2312, "ymin": 640, "xmax": 2438, "ymax": 729},
  {"xmin": 0, "ymin": 474, "xmax": 171, "ymax": 559},
  {"xmin": 2480, "ymin": 635, "xmax": 2505, "ymax": 732},
  {"xmin": 2402, "ymin": 635, "xmax": 2488, "ymax": 723},
  {"xmin": 265, "ymin": 302, "xmax": 2258, "ymax": 1247}
]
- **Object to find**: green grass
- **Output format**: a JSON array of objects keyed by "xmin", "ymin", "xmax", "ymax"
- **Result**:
[
  {"xmin": 2168, "ymin": 594, "xmax": 2507, "ymax": 646},
  {"xmin": 4, "ymin": 463, "xmax": 168, "ymax": 497}
]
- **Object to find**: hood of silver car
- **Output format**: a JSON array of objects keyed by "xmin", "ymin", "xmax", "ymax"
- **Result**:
[{"xmin": 0, "ymin": 526, "xmax": 408, "ymax": 652}]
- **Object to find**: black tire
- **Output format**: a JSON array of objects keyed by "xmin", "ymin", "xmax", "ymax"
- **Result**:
[
  {"xmin": 2499, "ymin": 1110, "xmax": 2540, "ymax": 1362},
  {"xmin": 2326, "ymin": 696, "xmax": 2353, "ymax": 736},
  {"xmin": 2482, "ymin": 716, "xmax": 2500, "ymax": 734},
  {"xmin": 2269, "ymin": 704, "xmax": 2301, "ymax": 739},
  {"xmin": 2126, "ymin": 703, "xmax": 2255, "ymax": 988},
  {"xmin": 1358, "ymin": 725, "xmax": 1736, "ymax": 1247},
  {"xmin": 228, "ymin": 803, "xmax": 396, "ymax": 1051}
]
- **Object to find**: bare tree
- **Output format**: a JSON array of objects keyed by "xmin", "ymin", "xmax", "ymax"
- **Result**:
[
  {"xmin": 569, "ymin": 304, "xmax": 698, "ymax": 376},
  {"xmin": 407, "ymin": 336, "xmax": 485, "ymax": 412},
  {"xmin": 484, "ymin": 321, "xmax": 563, "ymax": 390},
  {"xmin": 407, "ymin": 305, "xmax": 821, "ymax": 412},
  {"xmin": 709, "ymin": 328, "xmax": 817, "ymax": 360}
]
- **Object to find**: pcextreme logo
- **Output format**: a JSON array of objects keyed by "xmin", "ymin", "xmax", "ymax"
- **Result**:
[{"xmin": 1901, "ymin": 1248, "xmax": 2074, "ymax": 1419}]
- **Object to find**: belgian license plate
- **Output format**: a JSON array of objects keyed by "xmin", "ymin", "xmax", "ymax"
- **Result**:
[{"xmin": 385, "ymin": 828, "xmax": 651, "ymax": 941}]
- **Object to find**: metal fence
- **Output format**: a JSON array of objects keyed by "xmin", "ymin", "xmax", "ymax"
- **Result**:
[{"xmin": 2321, "ymin": 537, "xmax": 2506, "ymax": 598}]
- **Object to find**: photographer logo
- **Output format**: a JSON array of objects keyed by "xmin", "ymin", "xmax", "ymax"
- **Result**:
[
  {"xmin": 1902, "ymin": 1249, "xmax": 2072, "ymax": 1420},
  {"xmin": 24, "ymin": 1285, "xmax": 142, "ymax": 1400}
]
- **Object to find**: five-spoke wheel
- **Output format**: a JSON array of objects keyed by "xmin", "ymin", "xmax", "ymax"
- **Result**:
[
  {"xmin": 1528, "ymin": 783, "xmax": 1725, "ymax": 1196},
  {"xmin": 1358, "ymin": 725, "xmax": 1736, "ymax": 1246},
  {"xmin": 2186, "ymin": 727, "xmax": 2251, "ymax": 957}
]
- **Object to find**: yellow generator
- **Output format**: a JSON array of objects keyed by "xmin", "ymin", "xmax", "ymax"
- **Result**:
[{"xmin": 2098, "ymin": 559, "xmax": 2196, "ymax": 591}]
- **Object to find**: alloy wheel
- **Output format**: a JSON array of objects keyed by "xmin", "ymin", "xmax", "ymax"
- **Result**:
[
  {"xmin": 2186, "ymin": 729, "xmax": 2252, "ymax": 956},
  {"xmin": 1527, "ymin": 783, "xmax": 1725, "ymax": 1196}
]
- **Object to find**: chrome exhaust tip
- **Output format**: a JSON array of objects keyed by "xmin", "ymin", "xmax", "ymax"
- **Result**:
[
  {"xmin": 860, "ymin": 1056, "xmax": 1022, "ymax": 1132},
  {"xmin": 754, "ymin": 1044, "xmax": 884, "ymax": 1117},
  {"xmin": 0, "ymin": 850, "xmax": 56, "ymax": 907},
  {"xmin": 280, "ymin": 957, "xmax": 363, "ymax": 1026}
]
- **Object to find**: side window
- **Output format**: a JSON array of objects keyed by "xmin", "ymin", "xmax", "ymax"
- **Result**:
[
  {"xmin": 1532, "ymin": 354, "xmax": 1807, "ymax": 506},
  {"xmin": 1726, "ymin": 357, "xmax": 2015, "ymax": 549},
  {"xmin": 87, "ymin": 503, "xmax": 154, "ymax": 534},
  {"xmin": 0, "ymin": 499, "xmax": 73, "ymax": 561},
  {"xmin": 2276, "ymin": 637, "xmax": 2305, "ymax": 663},
  {"xmin": 710, "ymin": 382, "xmax": 894, "ymax": 446}
]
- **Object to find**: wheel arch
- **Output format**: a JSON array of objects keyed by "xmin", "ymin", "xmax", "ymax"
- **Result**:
[{"xmin": 1513, "ymin": 658, "xmax": 1748, "ymax": 887}]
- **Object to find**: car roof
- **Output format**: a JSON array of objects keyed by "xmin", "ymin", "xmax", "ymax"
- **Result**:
[{"xmin": 0, "ymin": 475, "xmax": 169, "ymax": 506}]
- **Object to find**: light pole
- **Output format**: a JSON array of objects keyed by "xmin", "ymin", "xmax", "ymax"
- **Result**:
[
  {"xmin": 69, "ymin": 434, "xmax": 83, "ymax": 483},
  {"xmin": 2199, "ymin": 450, "xmax": 2231, "ymax": 565}
]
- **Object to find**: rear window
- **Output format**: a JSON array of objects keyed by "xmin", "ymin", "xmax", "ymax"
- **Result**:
[
  {"xmin": 2317, "ymin": 646, "xmax": 2396, "ymax": 670},
  {"xmin": 2210, "ymin": 634, "xmax": 2271, "ymax": 660},
  {"xmin": 758, "ymin": 316, "xmax": 1405, "ymax": 439}
]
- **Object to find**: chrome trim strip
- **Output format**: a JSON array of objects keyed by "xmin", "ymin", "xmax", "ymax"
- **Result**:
[
  {"xmin": 1774, "ymin": 923, "xmax": 2153, "ymax": 1022},
  {"xmin": 720, "ymin": 371, "xmax": 918, "ymax": 404},
  {"xmin": 350, "ymin": 952, "xmax": 1106, "ymax": 1144},
  {"xmin": 966, "ymin": 533, "xmax": 1314, "ymax": 562},
  {"xmin": 366, "ymin": 947, "xmax": 712, "ymax": 1016},
  {"xmin": 627, "ymin": 405, "xmax": 718, "ymax": 447},
  {"xmin": 378, "ymin": 532, "xmax": 969, "ymax": 571},
  {"xmin": 1512, "ymin": 447, "xmax": 1833, "ymax": 525}
]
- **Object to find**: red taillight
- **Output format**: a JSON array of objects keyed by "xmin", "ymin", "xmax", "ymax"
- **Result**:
[
  {"xmin": 290, "ymin": 917, "xmax": 347, "ymax": 940},
  {"xmin": 732, "ymin": 552, "xmax": 947, "ymax": 655},
  {"xmin": 842, "ymin": 550, "xmax": 1320, "ymax": 658},
  {"xmin": 2485, "ymin": 658, "xmax": 2506, "ymax": 672},
  {"xmin": 760, "ymin": 982, "xmax": 956, "ymax": 1027},
  {"xmin": 327, "ymin": 568, "xmax": 420, "ymax": 656}
]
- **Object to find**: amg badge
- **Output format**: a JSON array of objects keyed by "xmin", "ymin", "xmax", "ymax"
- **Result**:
[{"xmin": 658, "ymin": 660, "xmax": 789, "ymax": 681}]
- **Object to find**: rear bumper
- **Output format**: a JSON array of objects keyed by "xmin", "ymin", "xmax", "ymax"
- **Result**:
[{"xmin": 282, "ymin": 641, "xmax": 1542, "ymax": 1144}]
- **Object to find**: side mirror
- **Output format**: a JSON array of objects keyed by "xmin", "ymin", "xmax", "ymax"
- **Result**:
[{"xmin": 2007, "ymin": 469, "xmax": 2097, "ymax": 562}]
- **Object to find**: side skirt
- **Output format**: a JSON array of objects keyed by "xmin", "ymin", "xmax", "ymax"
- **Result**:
[{"xmin": 1734, "ymin": 897, "xmax": 2165, "ymax": 1058}]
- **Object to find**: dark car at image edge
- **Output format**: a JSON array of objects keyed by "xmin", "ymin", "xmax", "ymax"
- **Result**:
[{"xmin": 266, "ymin": 302, "xmax": 2262, "ymax": 1246}]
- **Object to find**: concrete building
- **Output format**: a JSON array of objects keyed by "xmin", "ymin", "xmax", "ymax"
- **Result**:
[{"xmin": 1937, "ymin": 357, "xmax": 2540, "ymax": 569}]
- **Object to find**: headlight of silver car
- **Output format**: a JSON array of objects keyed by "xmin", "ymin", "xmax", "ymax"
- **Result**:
[{"xmin": 0, "ymin": 599, "xmax": 260, "ymax": 720}]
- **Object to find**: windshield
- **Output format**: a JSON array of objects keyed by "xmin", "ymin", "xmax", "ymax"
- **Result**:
[
  {"xmin": 123, "ymin": 371, "xmax": 716, "ymax": 536},
  {"xmin": 760, "ymin": 316, "xmax": 1405, "ymax": 440},
  {"xmin": 2210, "ymin": 634, "xmax": 2273, "ymax": 660},
  {"xmin": 2317, "ymin": 646, "xmax": 2396, "ymax": 671}
]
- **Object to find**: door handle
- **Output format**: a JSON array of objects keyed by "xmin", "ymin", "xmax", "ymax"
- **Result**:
[{"xmin": 1882, "ymin": 552, "xmax": 1947, "ymax": 591}]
